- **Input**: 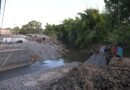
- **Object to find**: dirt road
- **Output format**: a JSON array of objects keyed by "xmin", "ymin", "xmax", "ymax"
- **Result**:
[{"xmin": 86, "ymin": 46, "xmax": 107, "ymax": 65}]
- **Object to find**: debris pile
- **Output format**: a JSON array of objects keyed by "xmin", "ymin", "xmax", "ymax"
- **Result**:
[{"xmin": 47, "ymin": 59, "xmax": 130, "ymax": 90}]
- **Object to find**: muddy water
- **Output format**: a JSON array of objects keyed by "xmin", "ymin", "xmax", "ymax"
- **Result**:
[
  {"xmin": 0, "ymin": 59, "xmax": 64, "ymax": 81},
  {"xmin": 62, "ymin": 50, "xmax": 90, "ymax": 63},
  {"xmin": 0, "ymin": 50, "xmax": 88, "ymax": 81}
]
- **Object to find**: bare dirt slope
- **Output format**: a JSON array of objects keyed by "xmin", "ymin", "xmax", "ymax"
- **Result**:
[{"xmin": 17, "ymin": 41, "xmax": 62, "ymax": 60}]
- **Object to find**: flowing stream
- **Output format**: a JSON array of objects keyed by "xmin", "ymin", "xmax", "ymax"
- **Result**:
[
  {"xmin": 0, "ymin": 50, "xmax": 88, "ymax": 81},
  {"xmin": 0, "ymin": 59, "xmax": 64, "ymax": 81}
]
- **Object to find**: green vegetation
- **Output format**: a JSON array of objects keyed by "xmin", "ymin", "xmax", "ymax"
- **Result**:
[
  {"xmin": 13, "ymin": 0, "xmax": 130, "ymax": 49},
  {"xmin": 43, "ymin": 9, "xmax": 106, "ymax": 49},
  {"xmin": 44, "ymin": 9, "xmax": 106, "ymax": 49},
  {"xmin": 13, "ymin": 20, "xmax": 43, "ymax": 34},
  {"xmin": 43, "ymin": 0, "xmax": 130, "ymax": 49}
]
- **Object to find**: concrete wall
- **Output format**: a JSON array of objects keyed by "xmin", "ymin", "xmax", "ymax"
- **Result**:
[
  {"xmin": 2, "ymin": 37, "xmax": 27, "ymax": 43},
  {"xmin": 0, "ymin": 29, "xmax": 12, "ymax": 35},
  {"xmin": 0, "ymin": 49, "xmax": 32, "ymax": 71}
]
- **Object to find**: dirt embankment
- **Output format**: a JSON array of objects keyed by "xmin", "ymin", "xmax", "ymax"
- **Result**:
[
  {"xmin": 0, "ymin": 35, "xmax": 65, "ymax": 62},
  {"xmin": 46, "ymin": 58, "xmax": 130, "ymax": 90},
  {"xmin": 23, "ymin": 36, "xmax": 65, "ymax": 61},
  {"xmin": 0, "ymin": 35, "xmax": 65, "ymax": 71}
]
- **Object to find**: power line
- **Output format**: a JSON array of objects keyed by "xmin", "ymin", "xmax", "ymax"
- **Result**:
[
  {"xmin": 0, "ymin": 0, "xmax": 1, "ymax": 15},
  {"xmin": 1, "ymin": 0, "xmax": 6, "ymax": 28}
]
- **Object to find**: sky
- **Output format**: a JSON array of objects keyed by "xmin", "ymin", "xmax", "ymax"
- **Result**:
[{"xmin": 0, "ymin": 0, "xmax": 105, "ymax": 28}]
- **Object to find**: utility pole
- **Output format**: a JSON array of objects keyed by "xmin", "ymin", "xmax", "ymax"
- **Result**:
[
  {"xmin": 0, "ymin": 0, "xmax": 1, "ymax": 36},
  {"xmin": 1, "ymin": 0, "xmax": 6, "ymax": 28},
  {"xmin": 0, "ymin": 0, "xmax": 1, "ymax": 15}
]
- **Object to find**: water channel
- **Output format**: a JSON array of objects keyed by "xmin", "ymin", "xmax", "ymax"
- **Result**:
[{"xmin": 0, "ymin": 50, "xmax": 88, "ymax": 81}]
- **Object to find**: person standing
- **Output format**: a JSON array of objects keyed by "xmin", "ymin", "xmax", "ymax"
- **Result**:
[
  {"xmin": 111, "ymin": 44, "xmax": 117, "ymax": 57},
  {"xmin": 105, "ymin": 44, "xmax": 113, "ymax": 65}
]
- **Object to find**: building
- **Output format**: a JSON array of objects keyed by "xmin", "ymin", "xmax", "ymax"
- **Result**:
[
  {"xmin": 0, "ymin": 35, "xmax": 27, "ymax": 44},
  {"xmin": 0, "ymin": 29, "xmax": 12, "ymax": 36}
]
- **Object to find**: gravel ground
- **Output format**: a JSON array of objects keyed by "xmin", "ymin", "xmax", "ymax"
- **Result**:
[
  {"xmin": 15, "ymin": 41, "xmax": 63, "ymax": 61},
  {"xmin": 0, "ymin": 36, "xmax": 64, "ymax": 72},
  {"xmin": 85, "ymin": 46, "xmax": 107, "ymax": 65},
  {"xmin": 0, "ymin": 62, "xmax": 80, "ymax": 90},
  {"xmin": 0, "ymin": 37, "xmax": 64, "ymax": 61}
]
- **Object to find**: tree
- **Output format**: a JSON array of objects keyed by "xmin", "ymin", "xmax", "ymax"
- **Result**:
[
  {"xmin": 44, "ymin": 23, "xmax": 58, "ymax": 36},
  {"xmin": 19, "ymin": 20, "xmax": 43, "ymax": 34},
  {"xmin": 76, "ymin": 9, "xmax": 106, "ymax": 48},
  {"xmin": 43, "ymin": 9, "xmax": 107, "ymax": 49},
  {"xmin": 105, "ymin": 0, "xmax": 130, "ymax": 24},
  {"xmin": 104, "ymin": 0, "xmax": 130, "ymax": 46},
  {"xmin": 13, "ymin": 26, "xmax": 20, "ymax": 34}
]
